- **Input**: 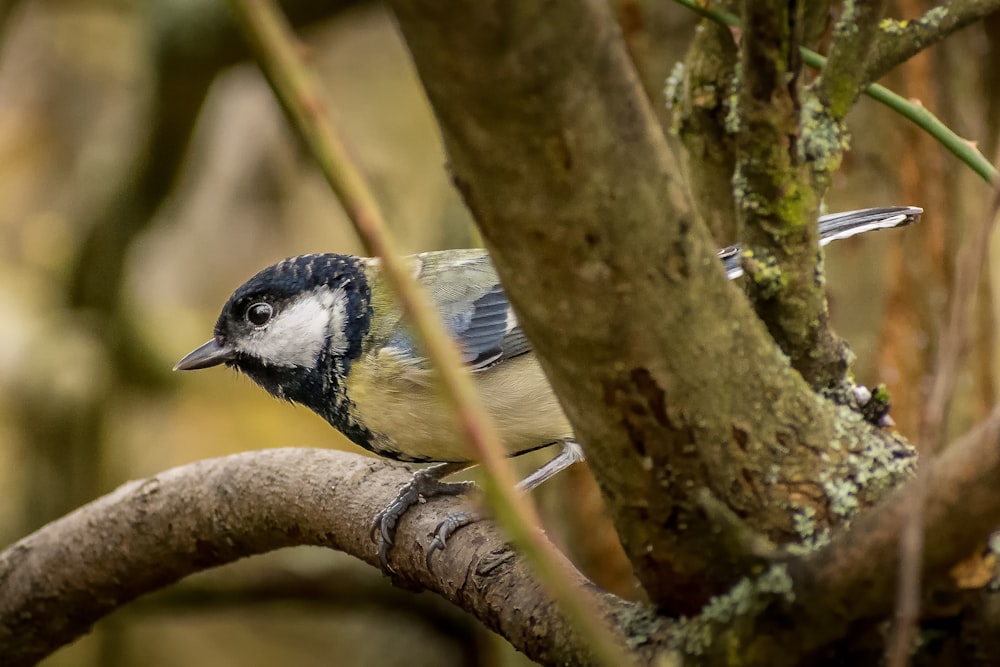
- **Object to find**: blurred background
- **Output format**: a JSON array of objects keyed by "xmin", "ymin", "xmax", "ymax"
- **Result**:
[{"xmin": 0, "ymin": 1, "xmax": 997, "ymax": 665}]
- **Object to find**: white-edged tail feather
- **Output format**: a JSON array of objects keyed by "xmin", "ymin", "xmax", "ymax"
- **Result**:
[{"xmin": 723, "ymin": 206, "xmax": 921, "ymax": 279}]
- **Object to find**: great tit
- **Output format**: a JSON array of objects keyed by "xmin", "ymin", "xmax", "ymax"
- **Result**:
[{"xmin": 175, "ymin": 206, "xmax": 921, "ymax": 564}]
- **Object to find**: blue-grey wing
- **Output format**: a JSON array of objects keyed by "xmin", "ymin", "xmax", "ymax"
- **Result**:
[
  {"xmin": 386, "ymin": 249, "xmax": 531, "ymax": 372},
  {"xmin": 455, "ymin": 282, "xmax": 530, "ymax": 369}
]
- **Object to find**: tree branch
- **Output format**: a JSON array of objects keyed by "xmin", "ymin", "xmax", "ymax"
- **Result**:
[
  {"xmin": 672, "ymin": 13, "xmax": 740, "ymax": 242},
  {"xmin": 0, "ymin": 449, "xmax": 650, "ymax": 667},
  {"xmin": 387, "ymin": 0, "xmax": 915, "ymax": 614},
  {"xmin": 864, "ymin": 0, "xmax": 1000, "ymax": 85},
  {"xmin": 3, "ymin": 421, "xmax": 997, "ymax": 667},
  {"xmin": 815, "ymin": 0, "xmax": 889, "ymax": 120},
  {"xmin": 804, "ymin": 0, "xmax": 889, "ymax": 196},
  {"xmin": 677, "ymin": 405, "xmax": 1000, "ymax": 666},
  {"xmin": 735, "ymin": 0, "xmax": 850, "ymax": 389}
]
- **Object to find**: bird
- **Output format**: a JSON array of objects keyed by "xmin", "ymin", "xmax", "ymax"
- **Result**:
[{"xmin": 174, "ymin": 206, "xmax": 921, "ymax": 566}]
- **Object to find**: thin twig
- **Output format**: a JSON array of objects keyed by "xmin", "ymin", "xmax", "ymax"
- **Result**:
[
  {"xmin": 885, "ymin": 178, "xmax": 1000, "ymax": 667},
  {"xmin": 671, "ymin": 0, "xmax": 1000, "ymax": 183},
  {"xmin": 223, "ymin": 1, "xmax": 632, "ymax": 664}
]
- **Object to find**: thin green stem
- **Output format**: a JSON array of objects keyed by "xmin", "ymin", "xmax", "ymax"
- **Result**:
[
  {"xmin": 224, "ymin": 1, "xmax": 632, "ymax": 664},
  {"xmin": 672, "ymin": 0, "xmax": 999, "ymax": 184}
]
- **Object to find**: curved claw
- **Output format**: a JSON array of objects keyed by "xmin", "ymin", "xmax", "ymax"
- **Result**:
[
  {"xmin": 425, "ymin": 511, "xmax": 482, "ymax": 568},
  {"xmin": 371, "ymin": 483, "xmax": 421, "ymax": 546},
  {"xmin": 370, "ymin": 464, "xmax": 475, "ymax": 571}
]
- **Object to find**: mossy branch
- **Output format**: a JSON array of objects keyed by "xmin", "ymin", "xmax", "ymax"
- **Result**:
[
  {"xmin": 864, "ymin": 0, "xmax": 1000, "ymax": 85},
  {"xmin": 673, "ymin": 0, "xmax": 999, "ymax": 184},
  {"xmin": 734, "ymin": 0, "xmax": 847, "ymax": 389},
  {"xmin": 814, "ymin": 0, "xmax": 889, "ymax": 120}
]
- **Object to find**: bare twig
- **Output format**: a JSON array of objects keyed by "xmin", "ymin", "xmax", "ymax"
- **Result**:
[
  {"xmin": 886, "ymin": 177, "xmax": 1000, "ymax": 667},
  {"xmin": 917, "ymin": 184, "xmax": 1000, "ymax": 455},
  {"xmin": 223, "ymin": 2, "xmax": 631, "ymax": 664}
]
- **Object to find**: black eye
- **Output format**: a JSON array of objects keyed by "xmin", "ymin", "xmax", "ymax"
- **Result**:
[{"xmin": 246, "ymin": 302, "xmax": 273, "ymax": 327}]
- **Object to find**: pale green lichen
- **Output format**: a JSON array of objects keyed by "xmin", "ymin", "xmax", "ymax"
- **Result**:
[
  {"xmin": 786, "ymin": 527, "xmax": 832, "ymax": 556},
  {"xmin": 792, "ymin": 504, "xmax": 817, "ymax": 540},
  {"xmin": 988, "ymin": 532, "xmax": 1000, "ymax": 591},
  {"xmin": 816, "ymin": 404, "xmax": 917, "ymax": 523},
  {"xmin": 670, "ymin": 565, "xmax": 795, "ymax": 656},
  {"xmin": 756, "ymin": 564, "xmax": 795, "ymax": 598},
  {"xmin": 799, "ymin": 95, "xmax": 850, "ymax": 174},
  {"xmin": 834, "ymin": 0, "xmax": 859, "ymax": 39},
  {"xmin": 764, "ymin": 464, "xmax": 781, "ymax": 485},
  {"xmin": 724, "ymin": 70, "xmax": 741, "ymax": 134},
  {"xmin": 921, "ymin": 5, "xmax": 948, "ymax": 28},
  {"xmin": 822, "ymin": 475, "xmax": 861, "ymax": 519},
  {"xmin": 785, "ymin": 503, "xmax": 830, "ymax": 555},
  {"xmin": 664, "ymin": 61, "xmax": 686, "ymax": 112}
]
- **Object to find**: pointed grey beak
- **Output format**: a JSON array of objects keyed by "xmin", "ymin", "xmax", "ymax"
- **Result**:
[{"xmin": 174, "ymin": 338, "xmax": 235, "ymax": 371}]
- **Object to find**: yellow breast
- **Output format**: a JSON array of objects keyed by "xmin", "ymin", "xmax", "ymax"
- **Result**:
[{"xmin": 344, "ymin": 351, "xmax": 572, "ymax": 462}]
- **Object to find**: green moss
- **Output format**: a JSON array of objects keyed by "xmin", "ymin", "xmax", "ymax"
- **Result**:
[
  {"xmin": 741, "ymin": 248, "xmax": 786, "ymax": 298},
  {"xmin": 860, "ymin": 383, "xmax": 892, "ymax": 424},
  {"xmin": 731, "ymin": 161, "xmax": 772, "ymax": 216},
  {"xmin": 773, "ymin": 185, "xmax": 811, "ymax": 230}
]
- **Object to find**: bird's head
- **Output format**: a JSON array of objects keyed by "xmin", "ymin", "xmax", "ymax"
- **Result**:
[{"xmin": 174, "ymin": 254, "xmax": 372, "ymax": 409}]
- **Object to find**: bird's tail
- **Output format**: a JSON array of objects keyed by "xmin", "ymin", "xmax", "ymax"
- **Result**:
[{"xmin": 722, "ymin": 206, "xmax": 922, "ymax": 279}]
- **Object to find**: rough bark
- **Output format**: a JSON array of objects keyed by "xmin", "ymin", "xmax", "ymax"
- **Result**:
[
  {"xmin": 388, "ymin": 0, "xmax": 914, "ymax": 615},
  {"xmin": 5, "ymin": 413, "xmax": 1000, "ymax": 667},
  {"xmin": 0, "ymin": 449, "xmax": 652, "ymax": 667}
]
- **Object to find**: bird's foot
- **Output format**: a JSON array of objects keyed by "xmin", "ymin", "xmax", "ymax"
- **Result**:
[
  {"xmin": 371, "ymin": 462, "xmax": 472, "ymax": 572},
  {"xmin": 426, "ymin": 511, "xmax": 482, "ymax": 567},
  {"xmin": 425, "ymin": 440, "xmax": 585, "ymax": 567}
]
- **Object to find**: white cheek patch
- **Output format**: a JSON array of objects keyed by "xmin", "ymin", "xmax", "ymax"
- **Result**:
[{"xmin": 238, "ymin": 287, "xmax": 349, "ymax": 368}]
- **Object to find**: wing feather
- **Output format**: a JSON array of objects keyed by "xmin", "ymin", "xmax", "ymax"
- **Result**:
[{"xmin": 382, "ymin": 250, "xmax": 532, "ymax": 374}]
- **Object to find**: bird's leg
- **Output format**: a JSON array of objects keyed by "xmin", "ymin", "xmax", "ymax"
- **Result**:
[
  {"xmin": 372, "ymin": 461, "xmax": 473, "ymax": 570},
  {"xmin": 427, "ymin": 440, "xmax": 585, "ymax": 563},
  {"xmin": 514, "ymin": 439, "xmax": 586, "ymax": 492}
]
